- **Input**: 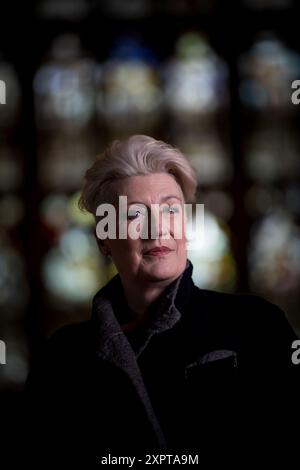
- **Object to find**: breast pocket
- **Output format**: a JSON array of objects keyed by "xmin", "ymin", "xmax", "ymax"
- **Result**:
[
  {"xmin": 184, "ymin": 350, "xmax": 239, "ymax": 444},
  {"xmin": 183, "ymin": 351, "xmax": 239, "ymax": 417},
  {"xmin": 184, "ymin": 349, "xmax": 239, "ymax": 381}
]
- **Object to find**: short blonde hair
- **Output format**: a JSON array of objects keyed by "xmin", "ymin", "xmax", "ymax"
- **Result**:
[{"xmin": 78, "ymin": 135, "xmax": 198, "ymax": 215}]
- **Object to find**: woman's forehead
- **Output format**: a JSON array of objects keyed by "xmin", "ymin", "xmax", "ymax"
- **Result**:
[{"xmin": 116, "ymin": 173, "xmax": 183, "ymax": 200}]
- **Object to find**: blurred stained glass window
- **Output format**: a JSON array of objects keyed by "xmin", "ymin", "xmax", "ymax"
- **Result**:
[
  {"xmin": 33, "ymin": 35, "xmax": 108, "ymax": 332},
  {"xmin": 100, "ymin": 36, "xmax": 162, "ymax": 135},
  {"xmin": 0, "ymin": 57, "xmax": 28, "ymax": 389},
  {"xmin": 0, "ymin": 59, "xmax": 20, "ymax": 131},
  {"xmin": 39, "ymin": 191, "xmax": 106, "ymax": 309},
  {"xmin": 36, "ymin": 0, "xmax": 90, "ymax": 20},
  {"xmin": 0, "ymin": 326, "xmax": 29, "ymax": 389},
  {"xmin": 244, "ymin": 124, "xmax": 300, "ymax": 183},
  {"xmin": 0, "ymin": 233, "xmax": 29, "ymax": 315},
  {"xmin": 239, "ymin": 34, "xmax": 300, "ymax": 112},
  {"xmin": 249, "ymin": 210, "xmax": 300, "ymax": 300},
  {"xmin": 34, "ymin": 34, "xmax": 97, "ymax": 132},
  {"xmin": 187, "ymin": 211, "xmax": 237, "ymax": 292},
  {"xmin": 38, "ymin": 133, "xmax": 97, "ymax": 191},
  {"xmin": 164, "ymin": 32, "xmax": 228, "ymax": 120},
  {"xmin": 240, "ymin": 34, "xmax": 300, "ymax": 331},
  {"xmin": 175, "ymin": 132, "xmax": 233, "ymax": 186},
  {"xmin": 42, "ymin": 226, "xmax": 107, "ymax": 307}
]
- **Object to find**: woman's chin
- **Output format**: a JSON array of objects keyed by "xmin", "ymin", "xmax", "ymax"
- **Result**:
[{"xmin": 141, "ymin": 257, "xmax": 179, "ymax": 281}]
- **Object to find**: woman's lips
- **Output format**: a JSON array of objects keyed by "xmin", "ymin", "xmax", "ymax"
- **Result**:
[{"xmin": 144, "ymin": 247, "xmax": 174, "ymax": 256}]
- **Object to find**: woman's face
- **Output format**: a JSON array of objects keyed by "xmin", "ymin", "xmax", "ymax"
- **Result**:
[{"xmin": 102, "ymin": 173, "xmax": 187, "ymax": 284}]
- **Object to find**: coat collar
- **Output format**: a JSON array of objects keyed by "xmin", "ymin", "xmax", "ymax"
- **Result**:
[
  {"xmin": 90, "ymin": 258, "xmax": 195, "ymax": 449},
  {"xmin": 91, "ymin": 258, "xmax": 194, "ymax": 349}
]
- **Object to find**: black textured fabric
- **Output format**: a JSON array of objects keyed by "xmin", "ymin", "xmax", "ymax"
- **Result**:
[{"xmin": 22, "ymin": 259, "xmax": 299, "ymax": 466}]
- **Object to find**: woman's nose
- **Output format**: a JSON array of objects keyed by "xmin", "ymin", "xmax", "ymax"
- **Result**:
[{"xmin": 147, "ymin": 208, "xmax": 170, "ymax": 240}]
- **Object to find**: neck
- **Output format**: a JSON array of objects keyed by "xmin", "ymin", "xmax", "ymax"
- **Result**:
[{"xmin": 120, "ymin": 276, "xmax": 177, "ymax": 324}]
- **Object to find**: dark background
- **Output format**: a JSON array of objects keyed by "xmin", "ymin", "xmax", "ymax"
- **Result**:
[{"xmin": 0, "ymin": 0, "xmax": 299, "ymax": 415}]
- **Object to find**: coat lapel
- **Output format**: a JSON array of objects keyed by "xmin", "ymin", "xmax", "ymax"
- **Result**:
[
  {"xmin": 91, "ymin": 275, "xmax": 167, "ymax": 449},
  {"xmin": 90, "ymin": 259, "xmax": 195, "ymax": 449}
]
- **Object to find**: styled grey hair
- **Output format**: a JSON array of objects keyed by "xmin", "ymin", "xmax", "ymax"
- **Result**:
[{"xmin": 78, "ymin": 135, "xmax": 198, "ymax": 215}]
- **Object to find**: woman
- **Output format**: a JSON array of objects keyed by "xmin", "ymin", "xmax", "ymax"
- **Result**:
[{"xmin": 26, "ymin": 135, "xmax": 298, "ymax": 465}]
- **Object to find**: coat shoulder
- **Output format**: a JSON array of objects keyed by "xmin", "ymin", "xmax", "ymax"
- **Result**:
[
  {"xmin": 46, "ymin": 320, "xmax": 93, "ymax": 359},
  {"xmin": 190, "ymin": 285, "xmax": 297, "ymax": 341}
]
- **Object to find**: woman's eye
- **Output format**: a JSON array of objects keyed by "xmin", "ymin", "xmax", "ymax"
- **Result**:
[
  {"xmin": 170, "ymin": 206, "xmax": 180, "ymax": 214},
  {"xmin": 162, "ymin": 206, "xmax": 180, "ymax": 214},
  {"xmin": 127, "ymin": 208, "xmax": 145, "ymax": 219},
  {"xmin": 128, "ymin": 211, "xmax": 140, "ymax": 220}
]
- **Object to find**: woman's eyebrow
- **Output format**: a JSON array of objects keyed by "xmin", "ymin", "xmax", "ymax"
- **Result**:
[
  {"xmin": 160, "ymin": 195, "xmax": 182, "ymax": 202},
  {"xmin": 127, "ymin": 195, "xmax": 182, "ymax": 205},
  {"xmin": 127, "ymin": 201, "xmax": 147, "ymax": 206}
]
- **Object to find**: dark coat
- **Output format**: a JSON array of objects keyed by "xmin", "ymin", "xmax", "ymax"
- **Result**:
[{"xmin": 24, "ymin": 259, "xmax": 299, "ymax": 466}]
